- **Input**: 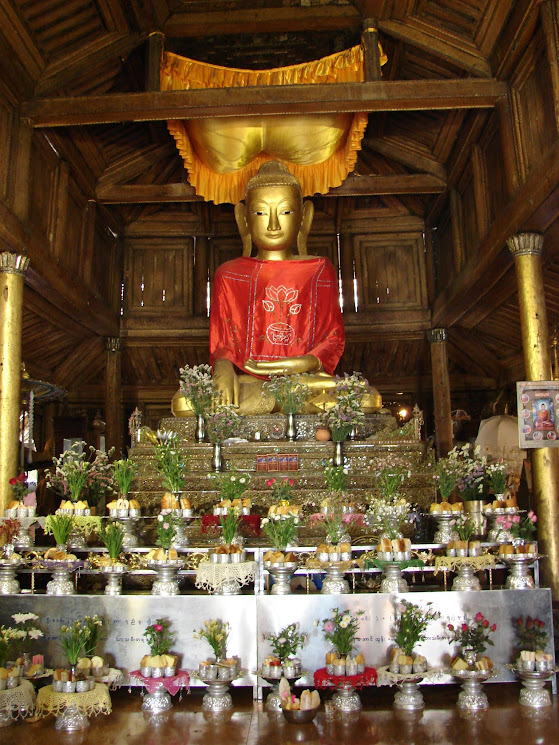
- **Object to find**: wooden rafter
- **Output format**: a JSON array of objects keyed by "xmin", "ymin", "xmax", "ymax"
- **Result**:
[{"xmin": 363, "ymin": 135, "xmax": 447, "ymax": 180}]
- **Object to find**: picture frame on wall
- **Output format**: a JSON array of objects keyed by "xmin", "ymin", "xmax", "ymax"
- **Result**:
[{"xmin": 516, "ymin": 381, "xmax": 559, "ymax": 448}]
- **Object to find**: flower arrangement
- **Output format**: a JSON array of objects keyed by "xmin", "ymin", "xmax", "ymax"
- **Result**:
[
  {"xmin": 59, "ymin": 616, "xmax": 103, "ymax": 665},
  {"xmin": 156, "ymin": 514, "xmax": 178, "ymax": 550},
  {"xmin": 450, "ymin": 513, "xmax": 476, "ymax": 542},
  {"xmin": 446, "ymin": 612, "xmax": 497, "ymax": 656},
  {"xmin": 0, "ymin": 518, "xmax": 21, "ymax": 547},
  {"xmin": 81, "ymin": 615, "xmax": 104, "ymax": 657},
  {"xmin": 447, "ymin": 445, "xmax": 487, "ymax": 501},
  {"xmin": 46, "ymin": 441, "xmax": 116, "ymax": 506},
  {"xmin": 434, "ymin": 457, "xmax": 459, "ymax": 500},
  {"xmin": 44, "ymin": 513, "xmax": 75, "ymax": 546},
  {"xmin": 324, "ymin": 374, "xmax": 367, "ymax": 441},
  {"xmin": 194, "ymin": 619, "xmax": 230, "ymax": 660},
  {"xmin": 98, "ymin": 521, "xmax": 125, "ymax": 560},
  {"xmin": 367, "ymin": 495, "xmax": 411, "ymax": 538},
  {"xmin": 393, "ymin": 600, "xmax": 440, "ymax": 657},
  {"xmin": 219, "ymin": 507, "xmax": 242, "ymax": 545},
  {"xmin": 323, "ymin": 462, "xmax": 348, "ymax": 494},
  {"xmin": 317, "ymin": 607, "xmax": 364, "ymax": 657},
  {"xmin": 205, "ymin": 405, "xmax": 241, "ymax": 444},
  {"xmin": 143, "ymin": 618, "xmax": 174, "ymax": 656},
  {"xmin": 113, "ymin": 458, "xmax": 136, "ymax": 496},
  {"xmin": 495, "ymin": 510, "xmax": 537, "ymax": 540},
  {"xmin": 179, "ymin": 363, "xmax": 216, "ymax": 416},
  {"xmin": 514, "ymin": 616, "xmax": 548, "ymax": 652},
  {"xmin": 264, "ymin": 623, "xmax": 307, "ymax": 661},
  {"xmin": 9, "ymin": 473, "xmax": 28, "ymax": 501},
  {"xmin": 266, "ymin": 476, "xmax": 295, "ymax": 502},
  {"xmin": 309, "ymin": 511, "xmax": 365, "ymax": 545},
  {"xmin": 262, "ymin": 374, "xmax": 311, "ymax": 415},
  {"xmin": 86, "ymin": 447, "xmax": 117, "ymax": 508},
  {"xmin": 487, "ymin": 461, "xmax": 507, "ymax": 495},
  {"xmin": 0, "ymin": 626, "xmax": 18, "ymax": 666},
  {"xmin": 11, "ymin": 612, "xmax": 44, "ymax": 654},
  {"xmin": 208, "ymin": 469, "xmax": 251, "ymax": 502},
  {"xmin": 153, "ymin": 431, "xmax": 187, "ymax": 493},
  {"xmin": 261, "ymin": 513, "xmax": 299, "ymax": 551}
]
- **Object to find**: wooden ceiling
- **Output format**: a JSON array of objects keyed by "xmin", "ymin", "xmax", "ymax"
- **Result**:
[{"xmin": 3, "ymin": 0, "xmax": 556, "ymax": 416}]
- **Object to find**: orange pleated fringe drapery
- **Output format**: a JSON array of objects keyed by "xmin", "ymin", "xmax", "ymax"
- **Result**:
[{"xmin": 160, "ymin": 44, "xmax": 387, "ymax": 204}]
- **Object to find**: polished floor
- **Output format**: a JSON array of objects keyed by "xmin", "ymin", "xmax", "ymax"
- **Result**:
[{"xmin": 4, "ymin": 683, "xmax": 559, "ymax": 745}]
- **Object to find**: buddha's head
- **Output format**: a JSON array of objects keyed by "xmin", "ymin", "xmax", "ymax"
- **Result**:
[{"xmin": 235, "ymin": 161, "xmax": 313, "ymax": 259}]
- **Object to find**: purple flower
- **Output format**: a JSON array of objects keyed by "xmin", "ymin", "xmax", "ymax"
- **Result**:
[{"xmin": 323, "ymin": 620, "xmax": 335, "ymax": 633}]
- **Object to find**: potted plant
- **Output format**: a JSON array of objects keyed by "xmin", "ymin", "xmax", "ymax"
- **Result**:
[
  {"xmin": 317, "ymin": 607, "xmax": 364, "ymax": 658},
  {"xmin": 262, "ymin": 374, "xmax": 311, "ymax": 440},
  {"xmin": 194, "ymin": 619, "xmax": 230, "ymax": 661},
  {"xmin": 261, "ymin": 512, "xmax": 299, "ymax": 552},
  {"xmin": 44, "ymin": 513, "xmax": 75, "ymax": 548},
  {"xmin": 448, "ymin": 445, "xmax": 488, "ymax": 534},
  {"xmin": 113, "ymin": 458, "xmax": 136, "ymax": 498},
  {"xmin": 393, "ymin": 600, "xmax": 440, "ymax": 660},
  {"xmin": 263, "ymin": 622, "xmax": 307, "ymax": 664},
  {"xmin": 179, "ymin": 363, "xmax": 216, "ymax": 441},
  {"xmin": 153, "ymin": 432, "xmax": 187, "ymax": 495},
  {"xmin": 98, "ymin": 522, "xmax": 126, "ymax": 563},
  {"xmin": 446, "ymin": 612, "xmax": 497, "ymax": 666},
  {"xmin": 155, "ymin": 514, "xmax": 178, "ymax": 556},
  {"xmin": 205, "ymin": 404, "xmax": 241, "ymax": 470}
]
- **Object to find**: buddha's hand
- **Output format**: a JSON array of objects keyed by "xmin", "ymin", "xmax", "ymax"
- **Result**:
[
  {"xmin": 212, "ymin": 358, "xmax": 240, "ymax": 407},
  {"xmin": 244, "ymin": 355, "xmax": 322, "ymax": 376}
]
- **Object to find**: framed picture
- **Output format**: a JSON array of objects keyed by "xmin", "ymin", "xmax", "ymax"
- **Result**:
[{"xmin": 516, "ymin": 381, "xmax": 559, "ymax": 448}]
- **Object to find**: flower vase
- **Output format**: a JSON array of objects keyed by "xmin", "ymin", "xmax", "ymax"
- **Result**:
[
  {"xmin": 196, "ymin": 414, "xmax": 206, "ymax": 442},
  {"xmin": 333, "ymin": 440, "xmax": 344, "ymax": 467},
  {"xmin": 212, "ymin": 442, "xmax": 223, "ymax": 472},
  {"xmin": 286, "ymin": 412, "xmax": 296, "ymax": 441}
]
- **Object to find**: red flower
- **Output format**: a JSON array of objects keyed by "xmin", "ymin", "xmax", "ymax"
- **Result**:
[
  {"xmin": 266, "ymin": 478, "xmax": 276, "ymax": 487},
  {"xmin": 482, "ymin": 619, "xmax": 489, "ymax": 628},
  {"xmin": 516, "ymin": 618, "xmax": 523, "ymax": 626},
  {"xmin": 447, "ymin": 624, "xmax": 454, "ymax": 631},
  {"xmin": 526, "ymin": 619, "xmax": 532, "ymax": 629},
  {"xmin": 288, "ymin": 479, "xmax": 294, "ymax": 486},
  {"xmin": 9, "ymin": 477, "xmax": 17, "ymax": 486},
  {"xmin": 475, "ymin": 612, "xmax": 484, "ymax": 623},
  {"xmin": 490, "ymin": 624, "xmax": 497, "ymax": 632},
  {"xmin": 17, "ymin": 473, "xmax": 25, "ymax": 482},
  {"xmin": 152, "ymin": 624, "xmax": 163, "ymax": 633},
  {"xmin": 461, "ymin": 623, "xmax": 469, "ymax": 632}
]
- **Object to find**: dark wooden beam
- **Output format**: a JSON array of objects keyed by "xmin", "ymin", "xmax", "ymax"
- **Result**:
[
  {"xmin": 97, "ymin": 182, "xmax": 201, "ymax": 203},
  {"xmin": 21, "ymin": 79, "xmax": 508, "ymax": 127},
  {"xmin": 97, "ymin": 143, "xmax": 177, "ymax": 187},
  {"xmin": 163, "ymin": 6, "xmax": 361, "ymax": 36},
  {"xmin": 363, "ymin": 136, "xmax": 447, "ymax": 180}
]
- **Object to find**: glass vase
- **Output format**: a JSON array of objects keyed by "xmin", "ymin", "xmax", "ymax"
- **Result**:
[{"xmin": 196, "ymin": 414, "xmax": 206, "ymax": 442}]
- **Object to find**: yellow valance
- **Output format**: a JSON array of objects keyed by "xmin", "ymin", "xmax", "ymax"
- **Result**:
[{"xmin": 160, "ymin": 44, "xmax": 387, "ymax": 204}]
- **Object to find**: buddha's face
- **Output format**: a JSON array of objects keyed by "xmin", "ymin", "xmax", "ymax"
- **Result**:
[{"xmin": 245, "ymin": 184, "xmax": 302, "ymax": 255}]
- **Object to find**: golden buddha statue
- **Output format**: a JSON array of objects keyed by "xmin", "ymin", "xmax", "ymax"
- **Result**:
[{"xmin": 172, "ymin": 161, "xmax": 381, "ymax": 416}]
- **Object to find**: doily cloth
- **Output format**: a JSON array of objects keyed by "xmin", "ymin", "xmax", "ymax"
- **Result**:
[
  {"xmin": 434, "ymin": 554, "xmax": 495, "ymax": 574},
  {"xmin": 376, "ymin": 666, "xmax": 443, "ymax": 687},
  {"xmin": 129, "ymin": 670, "xmax": 190, "ymax": 696},
  {"xmin": 33, "ymin": 683, "xmax": 111, "ymax": 719},
  {"xmin": 195, "ymin": 560, "xmax": 256, "ymax": 592},
  {"xmin": 314, "ymin": 667, "xmax": 377, "ymax": 688},
  {"xmin": 0, "ymin": 680, "xmax": 36, "ymax": 719}
]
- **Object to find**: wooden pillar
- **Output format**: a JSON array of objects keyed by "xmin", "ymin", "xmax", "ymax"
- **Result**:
[
  {"xmin": 194, "ymin": 236, "xmax": 209, "ymax": 317},
  {"xmin": 362, "ymin": 21, "xmax": 382, "ymax": 81},
  {"xmin": 427, "ymin": 328, "xmax": 453, "ymax": 458},
  {"xmin": 0, "ymin": 253, "xmax": 30, "ymax": 515},
  {"xmin": 507, "ymin": 232, "xmax": 559, "ymax": 597},
  {"xmin": 13, "ymin": 118, "xmax": 33, "ymax": 224},
  {"xmin": 146, "ymin": 31, "xmax": 164, "ymax": 92},
  {"xmin": 105, "ymin": 337, "xmax": 122, "ymax": 457}
]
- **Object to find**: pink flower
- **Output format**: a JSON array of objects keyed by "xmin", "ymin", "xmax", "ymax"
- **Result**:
[
  {"xmin": 447, "ymin": 624, "xmax": 454, "ymax": 631},
  {"xmin": 266, "ymin": 478, "xmax": 276, "ymax": 487},
  {"xmin": 153, "ymin": 624, "xmax": 163, "ymax": 633},
  {"xmin": 531, "ymin": 513, "xmax": 537, "ymax": 523},
  {"xmin": 461, "ymin": 623, "xmax": 469, "ymax": 632},
  {"xmin": 288, "ymin": 479, "xmax": 294, "ymax": 486},
  {"xmin": 163, "ymin": 523, "xmax": 170, "ymax": 530},
  {"xmin": 490, "ymin": 624, "xmax": 497, "ymax": 632},
  {"xmin": 323, "ymin": 620, "xmax": 335, "ymax": 633},
  {"xmin": 482, "ymin": 619, "xmax": 489, "ymax": 628},
  {"xmin": 512, "ymin": 514, "xmax": 521, "ymax": 524},
  {"xmin": 475, "ymin": 612, "xmax": 484, "ymax": 623}
]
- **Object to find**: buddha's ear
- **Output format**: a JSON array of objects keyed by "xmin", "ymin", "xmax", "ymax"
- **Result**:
[
  {"xmin": 297, "ymin": 200, "xmax": 314, "ymax": 256},
  {"xmin": 235, "ymin": 202, "xmax": 252, "ymax": 257}
]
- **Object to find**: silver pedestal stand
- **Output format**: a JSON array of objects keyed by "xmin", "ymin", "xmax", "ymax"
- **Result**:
[
  {"xmin": 484, "ymin": 508, "xmax": 517, "ymax": 543},
  {"xmin": 381, "ymin": 563, "xmax": 409, "ymax": 593},
  {"xmin": 13, "ymin": 520, "xmax": 34, "ymax": 549},
  {"xmin": 171, "ymin": 515, "xmax": 195, "ymax": 548},
  {"xmin": 265, "ymin": 561, "xmax": 298, "ymax": 595},
  {"xmin": 257, "ymin": 670, "xmax": 308, "ymax": 711},
  {"xmin": 332, "ymin": 680, "xmax": 362, "ymax": 712},
  {"xmin": 0, "ymin": 560, "xmax": 21, "ymax": 594},
  {"xmin": 54, "ymin": 702, "xmax": 90, "ymax": 731},
  {"xmin": 147, "ymin": 559, "xmax": 183, "ymax": 595},
  {"xmin": 142, "ymin": 681, "xmax": 173, "ymax": 713},
  {"xmin": 431, "ymin": 512, "xmax": 459, "ymax": 544},
  {"xmin": 393, "ymin": 675, "xmax": 425, "ymax": 711},
  {"xmin": 511, "ymin": 666, "xmax": 558, "ymax": 708},
  {"xmin": 114, "ymin": 516, "xmax": 141, "ymax": 548},
  {"xmin": 100, "ymin": 564, "xmax": 127, "ymax": 595},
  {"xmin": 45, "ymin": 561, "xmax": 82, "ymax": 595},
  {"xmin": 503, "ymin": 554, "xmax": 538, "ymax": 589},
  {"xmin": 451, "ymin": 669, "xmax": 496, "ymax": 710},
  {"xmin": 452, "ymin": 561, "xmax": 481, "ymax": 591},
  {"xmin": 321, "ymin": 563, "xmax": 350, "ymax": 594},
  {"xmin": 195, "ymin": 668, "xmax": 245, "ymax": 713}
]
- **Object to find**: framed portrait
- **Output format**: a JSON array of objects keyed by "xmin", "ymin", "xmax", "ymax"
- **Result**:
[{"xmin": 516, "ymin": 381, "xmax": 559, "ymax": 448}]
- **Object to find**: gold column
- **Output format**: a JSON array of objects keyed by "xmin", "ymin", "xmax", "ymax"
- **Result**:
[
  {"xmin": 427, "ymin": 328, "xmax": 454, "ymax": 458},
  {"xmin": 0, "ymin": 253, "xmax": 30, "ymax": 515},
  {"xmin": 507, "ymin": 232, "xmax": 559, "ymax": 596},
  {"xmin": 105, "ymin": 337, "xmax": 122, "ymax": 458}
]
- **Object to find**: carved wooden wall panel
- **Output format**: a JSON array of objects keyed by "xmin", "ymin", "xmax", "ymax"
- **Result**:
[
  {"xmin": 125, "ymin": 237, "xmax": 193, "ymax": 317},
  {"xmin": 63, "ymin": 189, "xmax": 84, "ymax": 277},
  {"xmin": 208, "ymin": 237, "xmax": 242, "ymax": 282},
  {"xmin": 92, "ymin": 225, "xmax": 122, "ymax": 313},
  {"xmin": 480, "ymin": 112, "xmax": 507, "ymax": 225},
  {"xmin": 434, "ymin": 210, "xmax": 454, "ymax": 293},
  {"xmin": 29, "ymin": 136, "xmax": 58, "ymax": 248},
  {"xmin": 353, "ymin": 233, "xmax": 428, "ymax": 312},
  {"xmin": 458, "ymin": 168, "xmax": 478, "ymax": 260},
  {"xmin": 0, "ymin": 100, "xmax": 13, "ymax": 201},
  {"xmin": 307, "ymin": 235, "xmax": 338, "ymax": 266}
]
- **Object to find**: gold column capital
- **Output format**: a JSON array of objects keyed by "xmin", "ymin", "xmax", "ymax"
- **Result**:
[
  {"xmin": 427, "ymin": 328, "xmax": 448, "ymax": 344},
  {"xmin": 105, "ymin": 337, "xmax": 121, "ymax": 353},
  {"xmin": 0, "ymin": 253, "xmax": 30, "ymax": 276},
  {"xmin": 507, "ymin": 232, "xmax": 544, "ymax": 257}
]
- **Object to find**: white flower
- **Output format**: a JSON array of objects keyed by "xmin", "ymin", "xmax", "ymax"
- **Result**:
[
  {"xmin": 313, "ymin": 619, "xmax": 319, "ymax": 627},
  {"xmin": 157, "ymin": 514, "xmax": 164, "ymax": 522},
  {"xmin": 12, "ymin": 612, "xmax": 38, "ymax": 624},
  {"xmin": 239, "ymin": 478, "xmax": 246, "ymax": 484},
  {"xmin": 278, "ymin": 638, "xmax": 287, "ymax": 645},
  {"xmin": 230, "ymin": 475, "xmax": 236, "ymax": 482},
  {"xmin": 28, "ymin": 628, "xmax": 43, "ymax": 639},
  {"xmin": 340, "ymin": 618, "xmax": 350, "ymax": 629},
  {"xmin": 341, "ymin": 614, "xmax": 351, "ymax": 626}
]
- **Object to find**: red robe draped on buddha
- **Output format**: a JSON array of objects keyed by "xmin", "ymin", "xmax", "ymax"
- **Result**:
[{"xmin": 210, "ymin": 256, "xmax": 345, "ymax": 375}]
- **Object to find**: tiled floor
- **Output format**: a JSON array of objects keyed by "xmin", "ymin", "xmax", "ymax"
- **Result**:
[{"xmin": 3, "ymin": 683, "xmax": 559, "ymax": 745}]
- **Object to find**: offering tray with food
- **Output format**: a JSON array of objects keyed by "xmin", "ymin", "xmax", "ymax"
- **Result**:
[
  {"xmin": 377, "ymin": 663, "xmax": 441, "ymax": 711},
  {"xmin": 191, "ymin": 660, "xmax": 245, "ymax": 713},
  {"xmin": 483, "ymin": 499, "xmax": 520, "ymax": 542},
  {"xmin": 306, "ymin": 545, "xmax": 355, "ymax": 594},
  {"xmin": 447, "ymin": 655, "xmax": 497, "ymax": 710},
  {"xmin": 160, "ymin": 491, "xmax": 195, "ymax": 518},
  {"xmin": 195, "ymin": 553, "xmax": 256, "ymax": 596},
  {"xmin": 507, "ymin": 654, "xmax": 558, "ymax": 708},
  {"xmin": 34, "ymin": 681, "xmax": 112, "ymax": 730},
  {"xmin": 213, "ymin": 497, "xmax": 252, "ymax": 516},
  {"xmin": 281, "ymin": 686, "xmax": 321, "ymax": 724},
  {"xmin": 262, "ymin": 549, "xmax": 299, "ymax": 595},
  {"xmin": 145, "ymin": 549, "xmax": 184, "ymax": 596},
  {"xmin": 92, "ymin": 554, "xmax": 128, "ymax": 595},
  {"xmin": 32, "ymin": 549, "xmax": 85, "ymax": 595},
  {"xmin": 130, "ymin": 663, "xmax": 189, "ymax": 713},
  {"xmin": 429, "ymin": 501, "xmax": 463, "ymax": 543},
  {"xmin": 496, "ymin": 544, "xmax": 541, "ymax": 589},
  {"xmin": 256, "ymin": 659, "xmax": 308, "ymax": 711},
  {"xmin": 314, "ymin": 665, "xmax": 377, "ymax": 712}
]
